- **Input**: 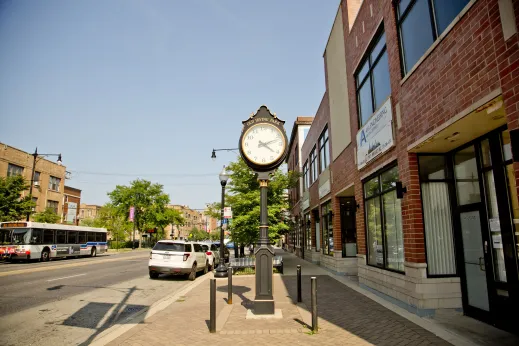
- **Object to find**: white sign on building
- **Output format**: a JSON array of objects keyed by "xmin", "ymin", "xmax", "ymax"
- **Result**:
[
  {"xmin": 356, "ymin": 98, "xmax": 394, "ymax": 169},
  {"xmin": 223, "ymin": 207, "xmax": 232, "ymax": 219},
  {"xmin": 66, "ymin": 202, "xmax": 77, "ymax": 223},
  {"xmin": 302, "ymin": 198, "xmax": 310, "ymax": 211},
  {"xmin": 318, "ymin": 180, "xmax": 331, "ymax": 198}
]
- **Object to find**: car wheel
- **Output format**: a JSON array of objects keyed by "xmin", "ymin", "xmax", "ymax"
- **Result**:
[
  {"xmin": 149, "ymin": 271, "xmax": 159, "ymax": 279},
  {"xmin": 188, "ymin": 263, "xmax": 197, "ymax": 281},
  {"xmin": 203, "ymin": 261, "xmax": 209, "ymax": 275},
  {"xmin": 41, "ymin": 249, "xmax": 50, "ymax": 262}
]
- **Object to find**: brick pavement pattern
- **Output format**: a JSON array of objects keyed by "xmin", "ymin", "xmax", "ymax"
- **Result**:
[{"xmin": 106, "ymin": 270, "xmax": 452, "ymax": 346}]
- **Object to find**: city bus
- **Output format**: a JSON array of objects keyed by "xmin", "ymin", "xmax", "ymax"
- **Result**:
[{"xmin": 0, "ymin": 222, "xmax": 108, "ymax": 262}]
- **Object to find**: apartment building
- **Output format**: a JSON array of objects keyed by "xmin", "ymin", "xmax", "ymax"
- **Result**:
[
  {"xmin": 167, "ymin": 205, "xmax": 205, "ymax": 240},
  {"xmin": 79, "ymin": 204, "xmax": 102, "ymax": 221},
  {"xmin": 63, "ymin": 186, "xmax": 81, "ymax": 225},
  {"xmin": 285, "ymin": 116, "xmax": 313, "ymax": 258},
  {"xmin": 0, "ymin": 142, "xmax": 66, "ymax": 217},
  {"xmin": 287, "ymin": 0, "xmax": 519, "ymax": 331}
]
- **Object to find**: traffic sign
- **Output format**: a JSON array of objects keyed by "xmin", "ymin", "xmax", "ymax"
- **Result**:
[{"xmin": 224, "ymin": 207, "xmax": 232, "ymax": 219}]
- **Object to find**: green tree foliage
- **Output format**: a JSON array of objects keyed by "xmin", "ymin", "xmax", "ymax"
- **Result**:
[
  {"xmin": 187, "ymin": 227, "xmax": 210, "ymax": 241},
  {"xmin": 0, "ymin": 175, "xmax": 36, "ymax": 222},
  {"xmin": 209, "ymin": 230, "xmax": 220, "ymax": 241},
  {"xmin": 33, "ymin": 207, "xmax": 60, "ymax": 223},
  {"xmin": 212, "ymin": 158, "xmax": 299, "ymax": 246},
  {"xmin": 107, "ymin": 179, "xmax": 183, "ymax": 245},
  {"xmin": 81, "ymin": 203, "xmax": 134, "ymax": 241}
]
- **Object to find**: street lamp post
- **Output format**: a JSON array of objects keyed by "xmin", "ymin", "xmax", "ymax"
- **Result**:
[
  {"xmin": 214, "ymin": 165, "xmax": 229, "ymax": 278},
  {"xmin": 27, "ymin": 147, "xmax": 62, "ymax": 221},
  {"xmin": 211, "ymin": 148, "xmax": 239, "ymax": 161}
]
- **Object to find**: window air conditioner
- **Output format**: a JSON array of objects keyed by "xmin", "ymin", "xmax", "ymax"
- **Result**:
[{"xmin": 33, "ymin": 181, "xmax": 40, "ymax": 187}]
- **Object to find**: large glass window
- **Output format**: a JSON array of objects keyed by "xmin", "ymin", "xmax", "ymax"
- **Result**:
[
  {"xmin": 304, "ymin": 213, "xmax": 312, "ymax": 249},
  {"xmin": 355, "ymin": 30, "xmax": 391, "ymax": 126},
  {"xmin": 56, "ymin": 230, "xmax": 66, "ymax": 244},
  {"xmin": 7, "ymin": 163, "xmax": 24, "ymax": 177},
  {"xmin": 48, "ymin": 176, "xmax": 61, "ymax": 192},
  {"xmin": 43, "ymin": 230, "xmax": 54, "ymax": 243},
  {"xmin": 454, "ymin": 146, "xmax": 481, "ymax": 205},
  {"xmin": 319, "ymin": 127, "xmax": 329, "ymax": 172},
  {"xmin": 365, "ymin": 166, "xmax": 404, "ymax": 271},
  {"xmin": 419, "ymin": 155, "xmax": 456, "ymax": 276},
  {"xmin": 303, "ymin": 161, "xmax": 309, "ymax": 191},
  {"xmin": 310, "ymin": 147, "xmax": 317, "ymax": 184},
  {"xmin": 47, "ymin": 200, "xmax": 59, "ymax": 214},
  {"xmin": 30, "ymin": 229, "xmax": 42, "ymax": 244},
  {"xmin": 322, "ymin": 202, "xmax": 333, "ymax": 255},
  {"xmin": 397, "ymin": 0, "xmax": 470, "ymax": 75}
]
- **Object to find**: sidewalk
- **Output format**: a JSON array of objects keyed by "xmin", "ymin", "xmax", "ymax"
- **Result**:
[{"xmin": 99, "ymin": 250, "xmax": 518, "ymax": 346}]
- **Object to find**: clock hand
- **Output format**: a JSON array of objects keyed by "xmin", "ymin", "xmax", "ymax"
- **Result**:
[
  {"xmin": 263, "ymin": 144, "xmax": 275, "ymax": 152},
  {"xmin": 264, "ymin": 139, "xmax": 280, "ymax": 145}
]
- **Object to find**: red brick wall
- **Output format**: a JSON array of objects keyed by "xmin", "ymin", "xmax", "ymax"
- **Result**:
[{"xmin": 327, "ymin": 0, "xmax": 519, "ymax": 264}]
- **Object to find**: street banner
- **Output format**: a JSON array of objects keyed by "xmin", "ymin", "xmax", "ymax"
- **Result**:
[
  {"xmin": 224, "ymin": 207, "xmax": 232, "ymax": 219},
  {"xmin": 129, "ymin": 206, "xmax": 135, "ymax": 222}
]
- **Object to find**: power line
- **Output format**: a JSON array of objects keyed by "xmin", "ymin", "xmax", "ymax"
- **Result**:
[{"xmin": 68, "ymin": 170, "xmax": 220, "ymax": 177}]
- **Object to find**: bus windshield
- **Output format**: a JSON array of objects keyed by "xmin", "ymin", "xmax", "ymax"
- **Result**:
[{"xmin": 11, "ymin": 228, "xmax": 31, "ymax": 245}]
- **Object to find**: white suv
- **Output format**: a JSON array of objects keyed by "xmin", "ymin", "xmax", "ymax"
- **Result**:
[{"xmin": 149, "ymin": 241, "xmax": 208, "ymax": 280}]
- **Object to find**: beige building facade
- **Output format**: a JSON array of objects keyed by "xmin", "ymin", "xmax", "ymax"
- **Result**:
[
  {"xmin": 0, "ymin": 142, "xmax": 66, "ymax": 218},
  {"xmin": 79, "ymin": 204, "xmax": 102, "ymax": 222}
]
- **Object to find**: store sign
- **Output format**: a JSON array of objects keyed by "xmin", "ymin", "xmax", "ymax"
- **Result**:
[
  {"xmin": 302, "ymin": 198, "xmax": 310, "ymax": 211},
  {"xmin": 357, "ymin": 98, "xmax": 394, "ymax": 169},
  {"xmin": 318, "ymin": 180, "xmax": 331, "ymax": 198},
  {"xmin": 66, "ymin": 202, "xmax": 77, "ymax": 223}
]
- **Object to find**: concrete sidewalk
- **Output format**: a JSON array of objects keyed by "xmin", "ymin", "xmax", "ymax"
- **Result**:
[{"xmin": 96, "ymin": 249, "xmax": 496, "ymax": 346}]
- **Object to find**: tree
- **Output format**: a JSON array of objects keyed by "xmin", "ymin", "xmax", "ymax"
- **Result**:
[
  {"xmin": 187, "ymin": 227, "xmax": 209, "ymax": 241},
  {"xmin": 209, "ymin": 230, "xmax": 220, "ymax": 241},
  {"xmin": 210, "ymin": 158, "xmax": 299, "ymax": 250},
  {"xmin": 149, "ymin": 206, "xmax": 184, "ymax": 239},
  {"xmin": 0, "ymin": 175, "xmax": 36, "ymax": 222},
  {"xmin": 107, "ymin": 179, "xmax": 172, "ymax": 246},
  {"xmin": 33, "ymin": 208, "xmax": 60, "ymax": 223}
]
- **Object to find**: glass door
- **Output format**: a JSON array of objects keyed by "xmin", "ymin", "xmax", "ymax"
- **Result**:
[
  {"xmin": 454, "ymin": 145, "xmax": 492, "ymax": 317},
  {"xmin": 340, "ymin": 197, "xmax": 357, "ymax": 257}
]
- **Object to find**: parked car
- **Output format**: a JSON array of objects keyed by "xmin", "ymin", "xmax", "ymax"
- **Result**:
[
  {"xmin": 199, "ymin": 242, "xmax": 220, "ymax": 270},
  {"xmin": 148, "ymin": 241, "xmax": 208, "ymax": 280},
  {"xmin": 213, "ymin": 242, "xmax": 230, "ymax": 263}
]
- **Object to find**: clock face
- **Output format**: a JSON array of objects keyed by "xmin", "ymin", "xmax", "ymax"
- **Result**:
[{"xmin": 241, "ymin": 123, "xmax": 286, "ymax": 166}]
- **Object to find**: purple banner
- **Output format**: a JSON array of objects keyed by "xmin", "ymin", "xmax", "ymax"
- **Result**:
[{"xmin": 129, "ymin": 206, "xmax": 135, "ymax": 222}]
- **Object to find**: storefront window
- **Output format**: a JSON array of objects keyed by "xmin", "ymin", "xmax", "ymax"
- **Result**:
[
  {"xmin": 454, "ymin": 146, "xmax": 481, "ymax": 205},
  {"xmin": 305, "ymin": 213, "xmax": 312, "ymax": 249},
  {"xmin": 419, "ymin": 155, "xmax": 456, "ymax": 276},
  {"xmin": 365, "ymin": 166, "xmax": 404, "ymax": 271},
  {"xmin": 322, "ymin": 202, "xmax": 333, "ymax": 255}
]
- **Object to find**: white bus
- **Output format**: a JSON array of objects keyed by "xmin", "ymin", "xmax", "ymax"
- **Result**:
[{"xmin": 0, "ymin": 222, "xmax": 108, "ymax": 262}]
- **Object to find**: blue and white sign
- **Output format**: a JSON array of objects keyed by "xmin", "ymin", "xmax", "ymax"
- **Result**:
[{"xmin": 357, "ymin": 98, "xmax": 394, "ymax": 169}]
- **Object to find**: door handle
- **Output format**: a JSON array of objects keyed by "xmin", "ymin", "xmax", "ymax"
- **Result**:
[{"xmin": 479, "ymin": 257, "xmax": 486, "ymax": 271}]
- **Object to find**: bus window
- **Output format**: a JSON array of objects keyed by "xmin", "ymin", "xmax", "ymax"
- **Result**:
[
  {"xmin": 95, "ymin": 232, "xmax": 102, "ymax": 242},
  {"xmin": 56, "ymin": 230, "xmax": 66, "ymax": 244},
  {"xmin": 101, "ymin": 233, "xmax": 107, "ymax": 242},
  {"xmin": 43, "ymin": 230, "xmax": 54, "ymax": 244},
  {"xmin": 30, "ymin": 229, "xmax": 42, "ymax": 244},
  {"xmin": 12, "ymin": 229, "xmax": 30, "ymax": 245},
  {"xmin": 0, "ymin": 229, "xmax": 11, "ymax": 245},
  {"xmin": 88, "ymin": 232, "xmax": 95, "ymax": 242},
  {"xmin": 69, "ymin": 231, "xmax": 78, "ymax": 244},
  {"xmin": 78, "ymin": 232, "xmax": 86, "ymax": 244}
]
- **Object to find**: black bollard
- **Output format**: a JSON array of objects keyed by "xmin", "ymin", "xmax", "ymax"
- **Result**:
[
  {"xmin": 296, "ymin": 264, "xmax": 302, "ymax": 303},
  {"xmin": 311, "ymin": 276, "xmax": 317, "ymax": 332},
  {"xmin": 228, "ymin": 265, "xmax": 233, "ymax": 304},
  {"xmin": 210, "ymin": 278, "xmax": 216, "ymax": 333}
]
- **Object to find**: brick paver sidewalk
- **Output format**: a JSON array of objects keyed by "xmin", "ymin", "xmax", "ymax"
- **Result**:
[{"xmin": 105, "ymin": 253, "xmax": 452, "ymax": 346}]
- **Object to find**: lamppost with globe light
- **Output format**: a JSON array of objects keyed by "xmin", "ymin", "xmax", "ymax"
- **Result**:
[{"xmin": 214, "ymin": 165, "xmax": 229, "ymax": 278}]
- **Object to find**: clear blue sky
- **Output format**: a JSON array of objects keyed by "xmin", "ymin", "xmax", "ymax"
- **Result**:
[{"xmin": 0, "ymin": 0, "xmax": 338, "ymax": 209}]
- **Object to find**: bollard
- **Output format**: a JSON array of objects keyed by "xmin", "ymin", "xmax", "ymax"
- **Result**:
[
  {"xmin": 210, "ymin": 278, "xmax": 216, "ymax": 333},
  {"xmin": 296, "ymin": 264, "xmax": 302, "ymax": 303},
  {"xmin": 228, "ymin": 265, "xmax": 233, "ymax": 304},
  {"xmin": 311, "ymin": 276, "xmax": 317, "ymax": 333}
]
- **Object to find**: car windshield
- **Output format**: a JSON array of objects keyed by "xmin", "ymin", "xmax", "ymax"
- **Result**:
[
  {"xmin": 0, "ymin": 229, "xmax": 12, "ymax": 245},
  {"xmin": 11, "ymin": 229, "xmax": 31, "ymax": 245},
  {"xmin": 153, "ymin": 242, "xmax": 190, "ymax": 252}
]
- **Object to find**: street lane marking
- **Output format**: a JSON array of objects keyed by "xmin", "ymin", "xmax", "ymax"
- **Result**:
[
  {"xmin": 47, "ymin": 273, "xmax": 87, "ymax": 282},
  {"xmin": 0, "ymin": 254, "xmax": 149, "ymax": 277}
]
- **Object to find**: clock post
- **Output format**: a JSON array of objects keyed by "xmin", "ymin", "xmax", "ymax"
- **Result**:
[{"xmin": 239, "ymin": 105, "xmax": 288, "ymax": 315}]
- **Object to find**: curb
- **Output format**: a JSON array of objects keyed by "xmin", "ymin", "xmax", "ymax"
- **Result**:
[{"xmin": 89, "ymin": 273, "xmax": 211, "ymax": 346}]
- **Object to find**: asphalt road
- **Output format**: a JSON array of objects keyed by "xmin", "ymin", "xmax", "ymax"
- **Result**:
[{"xmin": 0, "ymin": 250, "xmax": 196, "ymax": 346}]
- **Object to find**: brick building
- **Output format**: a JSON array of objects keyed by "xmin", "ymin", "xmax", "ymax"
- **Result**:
[
  {"xmin": 287, "ymin": 0, "xmax": 519, "ymax": 331},
  {"xmin": 166, "ymin": 205, "xmax": 206, "ymax": 240},
  {"xmin": 286, "ymin": 116, "xmax": 313, "ymax": 257},
  {"xmin": 0, "ymin": 142, "xmax": 66, "ymax": 218},
  {"xmin": 79, "ymin": 204, "xmax": 102, "ymax": 221}
]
